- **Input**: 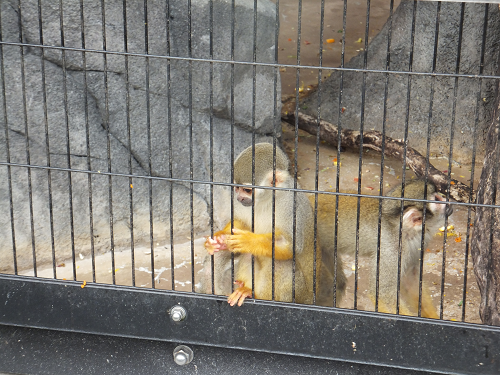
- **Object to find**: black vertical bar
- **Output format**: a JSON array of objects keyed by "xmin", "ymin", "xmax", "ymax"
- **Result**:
[
  {"xmin": 396, "ymin": 0, "xmax": 418, "ymax": 315},
  {"xmin": 439, "ymin": 2, "xmax": 465, "ymax": 320},
  {"xmin": 0, "ymin": 4, "xmax": 18, "ymax": 274},
  {"xmin": 418, "ymin": 1, "xmax": 441, "ymax": 318},
  {"xmin": 312, "ymin": 0, "xmax": 326, "ymax": 306},
  {"xmin": 188, "ymin": 0, "xmax": 195, "ymax": 292},
  {"xmin": 375, "ymin": 0, "xmax": 395, "ymax": 312},
  {"xmin": 100, "ymin": 0, "xmax": 116, "ymax": 285},
  {"xmin": 143, "ymin": 0, "xmax": 154, "ymax": 289},
  {"xmin": 462, "ymin": 3, "xmax": 489, "ymax": 322},
  {"xmin": 271, "ymin": 0, "xmax": 280, "ymax": 304},
  {"xmin": 37, "ymin": 0, "xmax": 57, "ymax": 279},
  {"xmin": 230, "ymin": 0, "xmax": 235, "ymax": 292},
  {"xmin": 251, "ymin": 0, "xmax": 257, "ymax": 300},
  {"xmin": 122, "ymin": 0, "xmax": 135, "ymax": 287},
  {"xmin": 17, "ymin": 0, "xmax": 38, "ymax": 276},
  {"xmin": 208, "ymin": 0, "xmax": 215, "ymax": 294},
  {"xmin": 79, "ymin": 0, "xmax": 96, "ymax": 283},
  {"xmin": 165, "ymin": 0, "xmax": 175, "ymax": 291},
  {"xmin": 333, "ymin": 0, "xmax": 348, "ymax": 308},
  {"xmin": 353, "ymin": 0, "xmax": 371, "ymax": 310},
  {"xmin": 58, "ymin": 0, "xmax": 77, "ymax": 281},
  {"xmin": 292, "ymin": 0, "xmax": 304, "ymax": 303}
]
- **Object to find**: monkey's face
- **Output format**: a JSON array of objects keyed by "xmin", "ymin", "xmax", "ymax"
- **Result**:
[
  {"xmin": 235, "ymin": 186, "xmax": 253, "ymax": 207},
  {"xmin": 401, "ymin": 192, "xmax": 452, "ymax": 233}
]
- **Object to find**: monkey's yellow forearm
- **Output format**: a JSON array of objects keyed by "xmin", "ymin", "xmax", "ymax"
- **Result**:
[
  {"xmin": 213, "ymin": 220, "xmax": 250, "ymax": 237},
  {"xmin": 225, "ymin": 230, "xmax": 293, "ymax": 260}
]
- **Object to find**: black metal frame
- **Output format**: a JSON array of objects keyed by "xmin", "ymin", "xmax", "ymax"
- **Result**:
[{"xmin": 1, "ymin": 274, "xmax": 499, "ymax": 374}]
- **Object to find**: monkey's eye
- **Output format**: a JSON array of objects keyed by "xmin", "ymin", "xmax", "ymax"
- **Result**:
[{"xmin": 243, "ymin": 188, "xmax": 252, "ymax": 194}]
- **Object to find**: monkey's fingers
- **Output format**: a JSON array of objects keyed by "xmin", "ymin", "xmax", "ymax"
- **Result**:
[
  {"xmin": 228, "ymin": 286, "xmax": 253, "ymax": 306},
  {"xmin": 204, "ymin": 237, "xmax": 221, "ymax": 255},
  {"xmin": 225, "ymin": 233, "xmax": 253, "ymax": 253}
]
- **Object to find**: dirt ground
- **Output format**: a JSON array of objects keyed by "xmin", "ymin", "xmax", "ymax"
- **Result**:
[{"xmin": 19, "ymin": 0, "xmax": 482, "ymax": 324}]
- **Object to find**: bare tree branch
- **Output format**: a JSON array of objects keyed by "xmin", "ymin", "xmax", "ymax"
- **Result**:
[{"xmin": 282, "ymin": 111, "xmax": 475, "ymax": 204}]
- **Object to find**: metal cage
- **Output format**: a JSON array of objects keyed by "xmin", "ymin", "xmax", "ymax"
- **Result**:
[{"xmin": 1, "ymin": 0, "xmax": 500, "ymax": 374}]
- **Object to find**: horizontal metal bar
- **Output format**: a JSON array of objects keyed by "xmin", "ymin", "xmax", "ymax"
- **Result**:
[
  {"xmin": 0, "ymin": 41, "xmax": 498, "ymax": 80},
  {"xmin": 0, "ymin": 324, "xmax": 439, "ymax": 375},
  {"xmin": 0, "ymin": 160, "xmax": 495, "ymax": 209},
  {"xmin": 0, "ymin": 275, "xmax": 499, "ymax": 374},
  {"xmin": 420, "ymin": 1, "xmax": 499, "ymax": 3}
]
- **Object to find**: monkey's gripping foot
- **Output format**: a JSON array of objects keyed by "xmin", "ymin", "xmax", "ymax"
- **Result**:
[{"xmin": 228, "ymin": 281, "xmax": 253, "ymax": 307}]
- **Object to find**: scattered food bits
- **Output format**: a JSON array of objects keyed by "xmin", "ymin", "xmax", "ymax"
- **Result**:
[
  {"xmin": 326, "ymin": 38, "xmax": 335, "ymax": 43},
  {"xmin": 81, "ymin": 281, "xmax": 87, "ymax": 289},
  {"xmin": 130, "ymin": 184, "xmax": 133, "ymax": 188},
  {"xmin": 455, "ymin": 237, "xmax": 462, "ymax": 243},
  {"xmin": 355, "ymin": 38, "xmax": 363, "ymax": 43},
  {"xmin": 304, "ymin": 40, "xmax": 311, "ymax": 45},
  {"xmin": 79, "ymin": 253, "xmax": 84, "ymax": 260},
  {"xmin": 354, "ymin": 178, "xmax": 359, "ymax": 182},
  {"xmin": 365, "ymin": 186, "xmax": 374, "ymax": 190},
  {"xmin": 439, "ymin": 225, "xmax": 454, "ymax": 232},
  {"xmin": 341, "ymin": 107, "xmax": 346, "ymax": 113},
  {"xmin": 288, "ymin": 38, "xmax": 292, "ymax": 41},
  {"xmin": 450, "ymin": 181, "xmax": 455, "ymax": 185}
]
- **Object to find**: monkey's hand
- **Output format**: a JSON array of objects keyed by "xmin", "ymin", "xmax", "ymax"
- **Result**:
[
  {"xmin": 225, "ymin": 228, "xmax": 292, "ymax": 260},
  {"xmin": 228, "ymin": 280, "xmax": 253, "ymax": 306},
  {"xmin": 204, "ymin": 235, "xmax": 228, "ymax": 255}
]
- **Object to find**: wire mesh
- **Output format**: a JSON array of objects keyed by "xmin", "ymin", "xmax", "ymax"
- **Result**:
[{"xmin": 0, "ymin": 0, "xmax": 498, "ymax": 327}]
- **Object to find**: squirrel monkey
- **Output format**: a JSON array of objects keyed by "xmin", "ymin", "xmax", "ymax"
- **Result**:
[
  {"xmin": 205, "ymin": 143, "xmax": 319, "ymax": 306},
  {"xmin": 314, "ymin": 180, "xmax": 452, "ymax": 318}
]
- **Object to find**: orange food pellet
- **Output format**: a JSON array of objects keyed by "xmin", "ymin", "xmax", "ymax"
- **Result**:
[
  {"xmin": 81, "ymin": 280, "xmax": 87, "ymax": 289},
  {"xmin": 326, "ymin": 38, "xmax": 335, "ymax": 43},
  {"xmin": 455, "ymin": 237, "xmax": 462, "ymax": 243}
]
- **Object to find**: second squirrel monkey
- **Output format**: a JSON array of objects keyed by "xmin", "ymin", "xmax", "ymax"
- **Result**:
[{"xmin": 314, "ymin": 180, "xmax": 452, "ymax": 318}]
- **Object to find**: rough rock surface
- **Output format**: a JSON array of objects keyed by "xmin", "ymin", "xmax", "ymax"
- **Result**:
[
  {"xmin": 301, "ymin": 0, "xmax": 500, "ymax": 164},
  {"xmin": 0, "ymin": 0, "xmax": 281, "ymax": 271}
]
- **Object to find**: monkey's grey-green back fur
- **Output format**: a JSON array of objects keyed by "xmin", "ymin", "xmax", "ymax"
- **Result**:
[{"xmin": 234, "ymin": 143, "xmax": 289, "ymax": 185}]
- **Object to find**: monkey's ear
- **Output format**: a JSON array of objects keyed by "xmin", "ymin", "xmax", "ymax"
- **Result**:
[
  {"xmin": 264, "ymin": 169, "xmax": 287, "ymax": 187},
  {"xmin": 403, "ymin": 207, "xmax": 423, "ymax": 228}
]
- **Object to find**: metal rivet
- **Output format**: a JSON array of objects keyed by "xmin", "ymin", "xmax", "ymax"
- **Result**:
[
  {"xmin": 173, "ymin": 345, "xmax": 193, "ymax": 365},
  {"xmin": 170, "ymin": 305, "xmax": 187, "ymax": 322}
]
